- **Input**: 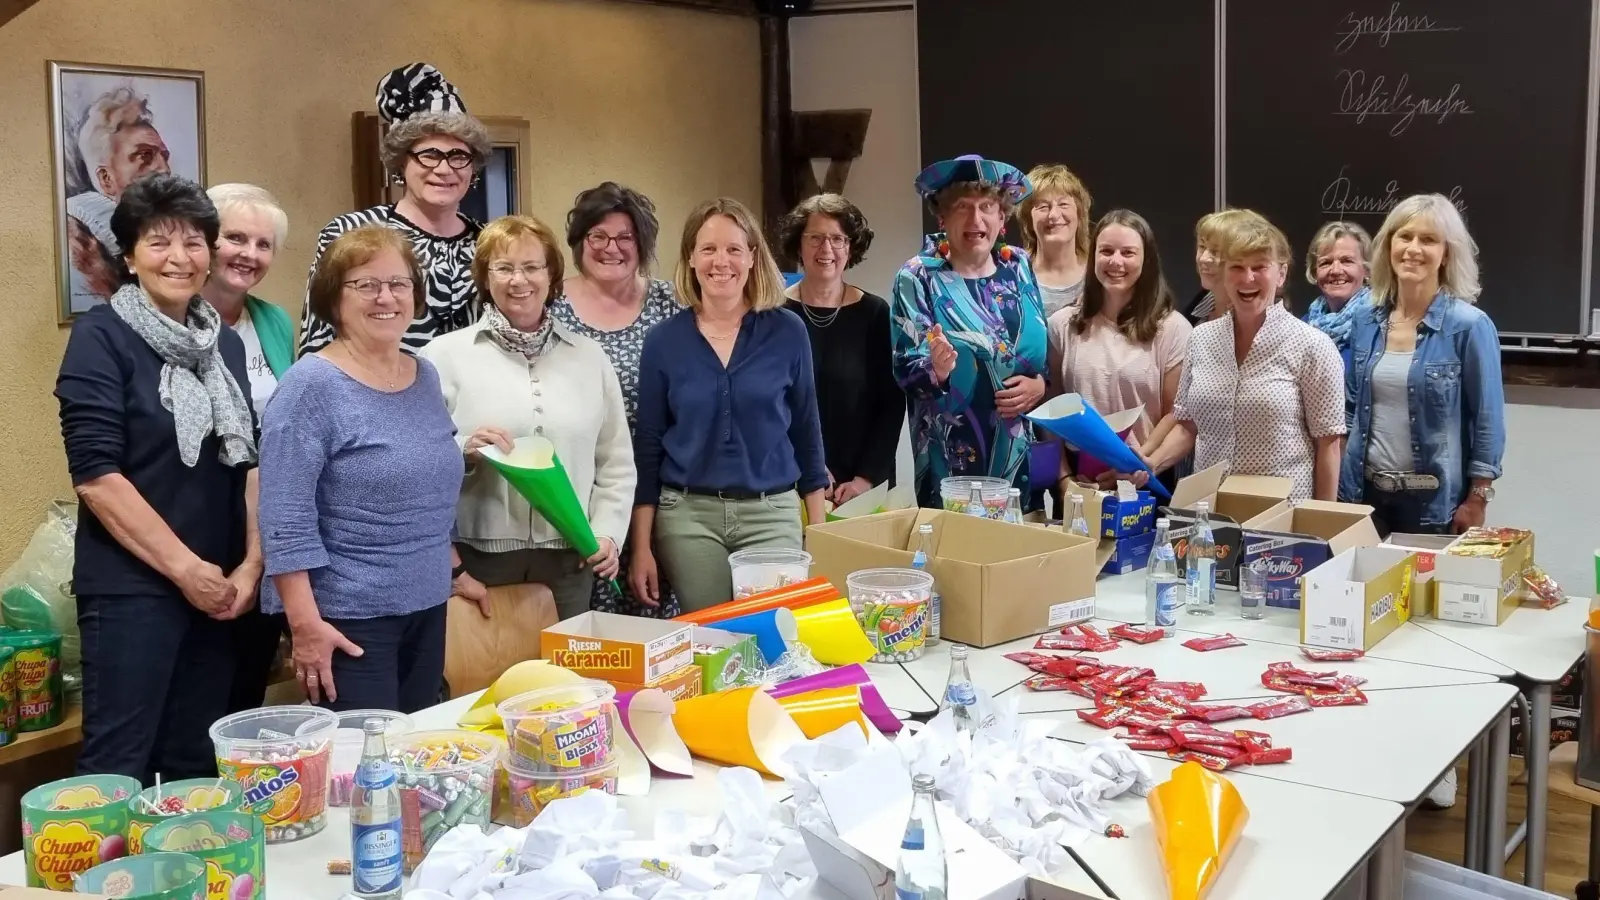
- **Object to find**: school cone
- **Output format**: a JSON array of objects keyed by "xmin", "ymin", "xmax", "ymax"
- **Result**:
[
  {"xmin": 479, "ymin": 437, "xmax": 621, "ymax": 594},
  {"xmin": 1147, "ymin": 761, "xmax": 1250, "ymax": 900},
  {"xmin": 774, "ymin": 686, "xmax": 869, "ymax": 739}
]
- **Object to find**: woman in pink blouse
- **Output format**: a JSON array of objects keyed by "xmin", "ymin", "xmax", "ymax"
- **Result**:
[
  {"xmin": 1145, "ymin": 210, "xmax": 1345, "ymax": 502},
  {"xmin": 1047, "ymin": 210, "xmax": 1192, "ymax": 491}
]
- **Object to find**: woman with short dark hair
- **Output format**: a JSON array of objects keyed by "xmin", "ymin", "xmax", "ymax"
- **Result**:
[
  {"xmin": 300, "ymin": 63, "xmax": 492, "ymax": 355},
  {"xmin": 775, "ymin": 193, "xmax": 902, "ymax": 510},
  {"xmin": 551, "ymin": 182, "xmax": 682, "ymax": 617},
  {"xmin": 57, "ymin": 173, "xmax": 259, "ymax": 782}
]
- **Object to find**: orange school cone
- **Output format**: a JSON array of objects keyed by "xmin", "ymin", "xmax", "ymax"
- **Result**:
[
  {"xmin": 1147, "ymin": 760, "xmax": 1250, "ymax": 900},
  {"xmin": 671, "ymin": 686, "xmax": 806, "ymax": 778},
  {"xmin": 774, "ymin": 686, "xmax": 869, "ymax": 739}
]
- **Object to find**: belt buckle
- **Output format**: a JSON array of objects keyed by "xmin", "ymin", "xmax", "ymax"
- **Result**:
[{"xmin": 1368, "ymin": 471, "xmax": 1400, "ymax": 492}]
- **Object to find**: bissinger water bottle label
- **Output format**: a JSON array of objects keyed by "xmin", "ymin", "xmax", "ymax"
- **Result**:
[
  {"xmin": 1154, "ymin": 583, "xmax": 1180, "ymax": 627},
  {"xmin": 945, "ymin": 682, "xmax": 976, "ymax": 706},
  {"xmin": 353, "ymin": 820, "xmax": 402, "ymax": 894}
]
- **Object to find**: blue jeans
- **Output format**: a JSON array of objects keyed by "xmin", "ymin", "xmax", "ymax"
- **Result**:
[
  {"xmin": 319, "ymin": 603, "xmax": 447, "ymax": 714},
  {"xmin": 1363, "ymin": 481, "xmax": 1451, "ymax": 539},
  {"xmin": 77, "ymin": 593, "xmax": 235, "ymax": 783}
]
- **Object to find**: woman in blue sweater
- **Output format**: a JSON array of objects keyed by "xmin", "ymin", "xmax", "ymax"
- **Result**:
[{"xmin": 259, "ymin": 226, "xmax": 470, "ymax": 712}]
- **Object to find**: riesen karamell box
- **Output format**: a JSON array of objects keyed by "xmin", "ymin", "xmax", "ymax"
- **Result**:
[{"xmin": 540, "ymin": 611, "xmax": 692, "ymax": 685}]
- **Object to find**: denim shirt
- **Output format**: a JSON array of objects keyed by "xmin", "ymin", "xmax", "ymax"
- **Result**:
[{"xmin": 1341, "ymin": 290, "xmax": 1506, "ymax": 526}]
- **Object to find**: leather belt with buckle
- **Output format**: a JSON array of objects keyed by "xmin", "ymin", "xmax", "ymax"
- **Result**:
[{"xmin": 1365, "ymin": 470, "xmax": 1441, "ymax": 492}]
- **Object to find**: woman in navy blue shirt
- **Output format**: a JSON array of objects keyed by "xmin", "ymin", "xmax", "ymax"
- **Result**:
[{"xmin": 629, "ymin": 198, "xmax": 828, "ymax": 612}]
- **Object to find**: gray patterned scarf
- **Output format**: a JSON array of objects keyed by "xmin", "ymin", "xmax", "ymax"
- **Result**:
[
  {"xmin": 482, "ymin": 302, "xmax": 554, "ymax": 359},
  {"xmin": 110, "ymin": 284, "xmax": 258, "ymax": 468}
]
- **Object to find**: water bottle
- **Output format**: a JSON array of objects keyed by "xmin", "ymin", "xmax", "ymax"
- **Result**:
[
  {"xmin": 1185, "ymin": 502, "xmax": 1217, "ymax": 615},
  {"xmin": 942, "ymin": 645, "xmax": 977, "ymax": 734},
  {"xmin": 964, "ymin": 481, "xmax": 986, "ymax": 518},
  {"xmin": 1146, "ymin": 517, "xmax": 1180, "ymax": 631},
  {"xmin": 351, "ymin": 719, "xmax": 403, "ymax": 900},
  {"xmin": 1067, "ymin": 493, "xmax": 1092, "ymax": 538},
  {"xmin": 1003, "ymin": 488, "xmax": 1023, "ymax": 524},
  {"xmin": 895, "ymin": 775, "xmax": 947, "ymax": 900},
  {"xmin": 912, "ymin": 523, "xmax": 941, "ymax": 646}
]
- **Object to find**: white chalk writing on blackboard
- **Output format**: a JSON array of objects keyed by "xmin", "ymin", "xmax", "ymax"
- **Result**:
[
  {"xmin": 1320, "ymin": 166, "xmax": 1468, "ymax": 217},
  {"xmin": 1335, "ymin": 69, "xmax": 1473, "ymax": 137},
  {"xmin": 1334, "ymin": 2, "xmax": 1462, "ymax": 54}
]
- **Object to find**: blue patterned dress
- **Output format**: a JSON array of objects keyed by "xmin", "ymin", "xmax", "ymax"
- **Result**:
[{"xmin": 890, "ymin": 234, "xmax": 1049, "ymax": 508}]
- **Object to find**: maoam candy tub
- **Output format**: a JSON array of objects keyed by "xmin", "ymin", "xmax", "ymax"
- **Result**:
[
  {"xmin": 209, "ymin": 706, "xmax": 336, "ymax": 844},
  {"xmin": 22, "ymin": 773, "xmax": 141, "ymax": 890}
]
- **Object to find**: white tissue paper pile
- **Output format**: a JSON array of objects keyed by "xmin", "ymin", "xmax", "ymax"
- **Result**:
[
  {"xmin": 891, "ymin": 689, "xmax": 1154, "ymax": 876},
  {"xmin": 369, "ymin": 767, "xmax": 815, "ymax": 900}
]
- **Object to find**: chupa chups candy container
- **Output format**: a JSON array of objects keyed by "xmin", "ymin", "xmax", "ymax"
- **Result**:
[
  {"xmin": 327, "ymin": 709, "xmax": 414, "ymax": 807},
  {"xmin": 389, "ymin": 729, "xmax": 502, "ymax": 874},
  {"xmin": 73, "ymin": 851, "xmax": 206, "ymax": 899},
  {"xmin": 21, "ymin": 773, "xmax": 141, "ymax": 889},
  {"xmin": 847, "ymin": 568, "xmax": 933, "ymax": 663},
  {"xmin": 209, "ymin": 706, "xmax": 336, "ymax": 843},
  {"xmin": 0, "ymin": 644, "xmax": 16, "ymax": 746},
  {"xmin": 126, "ymin": 778, "xmax": 244, "ymax": 855},
  {"xmin": 143, "ymin": 810, "xmax": 265, "ymax": 900},
  {"xmin": 1, "ymin": 629, "xmax": 64, "ymax": 731}
]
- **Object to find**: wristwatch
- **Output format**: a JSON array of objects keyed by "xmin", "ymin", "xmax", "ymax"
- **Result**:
[{"xmin": 1470, "ymin": 485, "xmax": 1495, "ymax": 503}]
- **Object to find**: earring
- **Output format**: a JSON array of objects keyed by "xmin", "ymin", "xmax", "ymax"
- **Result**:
[
  {"xmin": 471, "ymin": 174, "xmax": 481, "ymax": 187},
  {"xmin": 391, "ymin": 172, "xmax": 405, "ymax": 185}
]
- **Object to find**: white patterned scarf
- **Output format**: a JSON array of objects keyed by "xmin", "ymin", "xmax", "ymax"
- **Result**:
[
  {"xmin": 481, "ymin": 302, "xmax": 554, "ymax": 359},
  {"xmin": 109, "ymin": 283, "xmax": 258, "ymax": 468}
]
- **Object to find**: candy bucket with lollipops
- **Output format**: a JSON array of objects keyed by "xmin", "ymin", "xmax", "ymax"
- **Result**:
[
  {"xmin": 126, "ymin": 778, "xmax": 244, "ymax": 855},
  {"xmin": 729, "ymin": 549, "xmax": 812, "ymax": 601},
  {"xmin": 21, "ymin": 773, "xmax": 139, "ymax": 890},
  {"xmin": 73, "ymin": 851, "xmax": 206, "ymax": 899},
  {"xmin": 847, "ymin": 568, "xmax": 934, "ymax": 662},
  {"xmin": 209, "ymin": 706, "xmax": 336, "ymax": 844},
  {"xmin": 327, "ymin": 709, "xmax": 414, "ymax": 807}
]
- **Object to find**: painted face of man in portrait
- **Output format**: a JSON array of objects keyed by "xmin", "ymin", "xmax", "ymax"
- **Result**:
[{"xmin": 95, "ymin": 121, "xmax": 171, "ymax": 199}]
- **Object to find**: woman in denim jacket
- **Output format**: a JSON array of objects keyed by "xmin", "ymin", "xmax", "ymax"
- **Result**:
[{"xmin": 1341, "ymin": 194, "xmax": 1506, "ymax": 535}]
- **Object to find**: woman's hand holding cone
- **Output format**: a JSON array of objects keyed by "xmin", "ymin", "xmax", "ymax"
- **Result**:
[
  {"xmin": 585, "ymin": 536, "xmax": 621, "ymax": 580},
  {"xmin": 463, "ymin": 425, "xmax": 515, "ymax": 460}
]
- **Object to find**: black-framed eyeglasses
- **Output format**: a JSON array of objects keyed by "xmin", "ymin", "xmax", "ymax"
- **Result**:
[
  {"xmin": 409, "ymin": 148, "xmax": 475, "ymax": 171},
  {"xmin": 343, "ymin": 277, "xmax": 416, "ymax": 299},
  {"xmin": 585, "ymin": 231, "xmax": 637, "ymax": 250}
]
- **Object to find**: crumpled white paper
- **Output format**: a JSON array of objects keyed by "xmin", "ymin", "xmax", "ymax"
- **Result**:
[
  {"xmin": 891, "ymin": 689, "xmax": 1154, "ymax": 876},
  {"xmin": 344, "ymin": 768, "xmax": 816, "ymax": 900}
]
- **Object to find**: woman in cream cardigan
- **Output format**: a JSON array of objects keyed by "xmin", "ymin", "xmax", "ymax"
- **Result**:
[{"xmin": 422, "ymin": 215, "xmax": 634, "ymax": 619}]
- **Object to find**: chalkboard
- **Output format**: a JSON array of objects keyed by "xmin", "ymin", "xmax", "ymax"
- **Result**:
[
  {"xmin": 915, "ymin": 0, "xmax": 1217, "ymax": 303},
  {"xmin": 1226, "ymin": 0, "xmax": 1592, "ymax": 336}
]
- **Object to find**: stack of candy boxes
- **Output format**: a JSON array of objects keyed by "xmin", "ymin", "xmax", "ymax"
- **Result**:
[{"xmin": 1097, "ymin": 491, "xmax": 1158, "ymax": 576}]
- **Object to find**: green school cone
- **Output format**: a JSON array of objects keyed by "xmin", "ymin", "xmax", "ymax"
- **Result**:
[{"xmin": 478, "ymin": 438, "xmax": 621, "ymax": 595}]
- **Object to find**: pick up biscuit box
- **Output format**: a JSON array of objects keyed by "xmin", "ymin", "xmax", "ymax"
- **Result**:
[
  {"xmin": 541, "ymin": 611, "xmax": 693, "ymax": 685},
  {"xmin": 691, "ymin": 627, "xmax": 760, "ymax": 693},
  {"xmin": 1300, "ymin": 546, "xmax": 1418, "ymax": 651},
  {"xmin": 1242, "ymin": 501, "xmax": 1380, "ymax": 609},
  {"xmin": 1164, "ymin": 465, "xmax": 1293, "ymax": 588}
]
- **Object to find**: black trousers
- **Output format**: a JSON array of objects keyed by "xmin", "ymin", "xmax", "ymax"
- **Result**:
[
  {"xmin": 1363, "ymin": 481, "xmax": 1452, "ymax": 539},
  {"xmin": 318, "ymin": 603, "xmax": 447, "ymax": 714},
  {"xmin": 225, "ymin": 606, "xmax": 284, "ymax": 714},
  {"xmin": 77, "ymin": 593, "xmax": 234, "ymax": 783}
]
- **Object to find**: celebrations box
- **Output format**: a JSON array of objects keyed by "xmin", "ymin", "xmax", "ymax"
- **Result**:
[{"xmin": 541, "ymin": 612, "xmax": 692, "ymax": 685}]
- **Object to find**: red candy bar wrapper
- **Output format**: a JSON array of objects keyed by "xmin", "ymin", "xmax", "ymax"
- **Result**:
[
  {"xmin": 1300, "ymin": 646, "xmax": 1364, "ymax": 661},
  {"xmin": 1168, "ymin": 748, "xmax": 1236, "ymax": 771},
  {"xmin": 1102, "ymin": 666, "xmax": 1157, "ymax": 688},
  {"xmin": 1306, "ymin": 688, "xmax": 1369, "ymax": 708},
  {"xmin": 1132, "ymin": 697, "xmax": 1190, "ymax": 720},
  {"xmin": 1004, "ymin": 651, "xmax": 1047, "ymax": 666},
  {"xmin": 1231, "ymin": 730, "xmax": 1274, "ymax": 752},
  {"xmin": 1078, "ymin": 706, "xmax": 1135, "ymax": 729},
  {"xmin": 1248, "ymin": 695, "xmax": 1313, "ymax": 719},
  {"xmin": 1522, "ymin": 565, "xmax": 1567, "ymax": 610},
  {"xmin": 1181, "ymin": 740, "xmax": 1249, "ymax": 761},
  {"xmin": 1165, "ymin": 721, "xmax": 1237, "ymax": 745},
  {"xmin": 1248, "ymin": 747, "xmax": 1293, "ymax": 765},
  {"xmin": 1122, "ymin": 711, "xmax": 1177, "ymax": 733},
  {"xmin": 1024, "ymin": 674, "xmax": 1080, "ymax": 692},
  {"xmin": 1183, "ymin": 702, "xmax": 1252, "ymax": 723},
  {"xmin": 1117, "ymin": 733, "xmax": 1177, "ymax": 751},
  {"xmin": 1146, "ymin": 681, "xmax": 1209, "ymax": 701},
  {"xmin": 1076, "ymin": 624, "xmax": 1115, "ymax": 642},
  {"xmin": 1036, "ymin": 633, "xmax": 1093, "ymax": 651},
  {"xmin": 1182, "ymin": 633, "xmax": 1247, "ymax": 652},
  {"xmin": 1109, "ymin": 624, "xmax": 1166, "ymax": 644}
]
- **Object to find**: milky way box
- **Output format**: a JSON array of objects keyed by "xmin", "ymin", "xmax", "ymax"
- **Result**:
[{"xmin": 1242, "ymin": 501, "xmax": 1380, "ymax": 609}]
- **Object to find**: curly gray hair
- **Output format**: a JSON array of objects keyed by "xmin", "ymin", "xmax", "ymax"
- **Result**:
[{"xmin": 381, "ymin": 110, "xmax": 492, "ymax": 175}]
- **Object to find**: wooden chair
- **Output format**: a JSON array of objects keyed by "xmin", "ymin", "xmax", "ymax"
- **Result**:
[
  {"xmin": 442, "ymin": 584, "xmax": 557, "ymax": 699},
  {"xmin": 1549, "ymin": 741, "xmax": 1600, "ymax": 883}
]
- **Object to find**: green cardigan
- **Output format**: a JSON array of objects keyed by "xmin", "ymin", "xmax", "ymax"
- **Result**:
[{"xmin": 244, "ymin": 295, "xmax": 295, "ymax": 378}]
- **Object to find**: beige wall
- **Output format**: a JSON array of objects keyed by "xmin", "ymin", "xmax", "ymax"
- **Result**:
[{"xmin": 0, "ymin": 0, "xmax": 760, "ymax": 568}]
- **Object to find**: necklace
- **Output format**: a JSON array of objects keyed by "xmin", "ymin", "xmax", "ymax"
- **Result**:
[
  {"xmin": 796, "ymin": 281, "xmax": 847, "ymax": 328},
  {"xmin": 336, "ymin": 342, "xmax": 401, "ymax": 389},
  {"xmin": 697, "ymin": 317, "xmax": 739, "ymax": 341}
]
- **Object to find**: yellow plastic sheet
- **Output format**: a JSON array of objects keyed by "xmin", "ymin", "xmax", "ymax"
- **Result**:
[
  {"xmin": 774, "ymin": 686, "xmax": 868, "ymax": 739},
  {"xmin": 791, "ymin": 598, "xmax": 877, "ymax": 666},
  {"xmin": 671, "ymin": 686, "xmax": 805, "ymax": 778},
  {"xmin": 457, "ymin": 660, "xmax": 582, "ymax": 735},
  {"xmin": 1147, "ymin": 761, "xmax": 1250, "ymax": 900}
]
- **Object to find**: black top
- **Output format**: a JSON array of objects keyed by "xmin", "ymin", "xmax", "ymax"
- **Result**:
[
  {"xmin": 56, "ymin": 305, "xmax": 256, "ymax": 597},
  {"xmin": 784, "ymin": 292, "xmax": 904, "ymax": 488}
]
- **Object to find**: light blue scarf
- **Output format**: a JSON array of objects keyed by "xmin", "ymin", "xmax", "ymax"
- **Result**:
[{"xmin": 1305, "ymin": 285, "xmax": 1371, "ymax": 350}]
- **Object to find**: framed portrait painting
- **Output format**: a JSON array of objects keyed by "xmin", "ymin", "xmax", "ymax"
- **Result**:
[{"xmin": 48, "ymin": 61, "xmax": 206, "ymax": 322}]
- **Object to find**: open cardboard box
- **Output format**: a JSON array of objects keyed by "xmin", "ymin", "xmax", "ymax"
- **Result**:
[
  {"xmin": 1300, "ymin": 546, "xmax": 1418, "ymax": 651},
  {"xmin": 1433, "ymin": 529, "xmax": 1536, "ymax": 625},
  {"xmin": 1243, "ymin": 500, "xmax": 1380, "ymax": 609},
  {"xmin": 541, "ymin": 611, "xmax": 693, "ymax": 685},
  {"xmin": 1163, "ymin": 465, "xmax": 1292, "ymax": 588},
  {"xmin": 806, "ymin": 508, "xmax": 1099, "ymax": 646}
]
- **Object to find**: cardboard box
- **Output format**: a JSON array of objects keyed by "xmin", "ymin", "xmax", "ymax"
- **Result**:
[
  {"xmin": 610, "ymin": 663, "xmax": 702, "ymax": 701},
  {"xmin": 1299, "ymin": 546, "xmax": 1418, "ymax": 651},
  {"xmin": 1510, "ymin": 705, "xmax": 1581, "ymax": 756},
  {"xmin": 691, "ymin": 627, "xmax": 760, "ymax": 693},
  {"xmin": 1433, "ymin": 531, "xmax": 1536, "ymax": 625},
  {"xmin": 1101, "ymin": 530, "xmax": 1157, "ymax": 576},
  {"xmin": 1243, "ymin": 501, "xmax": 1380, "ymax": 609},
  {"xmin": 1382, "ymin": 533, "xmax": 1458, "ymax": 575},
  {"xmin": 807, "ymin": 508, "xmax": 1099, "ymax": 647},
  {"xmin": 1164, "ymin": 465, "xmax": 1292, "ymax": 588},
  {"xmin": 541, "ymin": 612, "xmax": 693, "ymax": 684}
]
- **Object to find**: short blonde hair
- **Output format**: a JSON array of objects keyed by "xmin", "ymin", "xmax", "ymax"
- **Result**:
[
  {"xmin": 207, "ymin": 183, "xmax": 289, "ymax": 250},
  {"xmin": 674, "ymin": 198, "xmax": 786, "ymax": 313},
  {"xmin": 1214, "ymin": 209, "xmax": 1292, "ymax": 266},
  {"xmin": 1016, "ymin": 164, "xmax": 1093, "ymax": 258},
  {"xmin": 1304, "ymin": 221, "xmax": 1372, "ymax": 285},
  {"xmin": 1195, "ymin": 209, "xmax": 1251, "ymax": 249},
  {"xmin": 307, "ymin": 226, "xmax": 423, "ymax": 330},
  {"xmin": 1369, "ymin": 195, "xmax": 1481, "ymax": 303},
  {"xmin": 472, "ymin": 214, "xmax": 565, "ymax": 296}
]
